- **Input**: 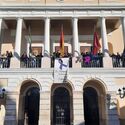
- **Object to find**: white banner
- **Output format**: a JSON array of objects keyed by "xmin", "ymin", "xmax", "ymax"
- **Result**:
[
  {"xmin": 54, "ymin": 58, "xmax": 69, "ymax": 71},
  {"xmin": 54, "ymin": 58, "xmax": 69, "ymax": 83}
]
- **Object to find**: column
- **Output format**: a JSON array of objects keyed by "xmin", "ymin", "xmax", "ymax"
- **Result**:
[
  {"xmin": 10, "ymin": 18, "xmax": 23, "ymax": 68},
  {"xmin": 100, "ymin": 17, "xmax": 112, "ymax": 67},
  {"xmin": 0, "ymin": 18, "xmax": 3, "ymax": 53},
  {"xmin": 14, "ymin": 18, "xmax": 23, "ymax": 57},
  {"xmin": 72, "ymin": 17, "xmax": 81, "ymax": 68},
  {"xmin": 42, "ymin": 17, "xmax": 51, "ymax": 68},
  {"xmin": 0, "ymin": 18, "xmax": 2, "ymax": 36},
  {"xmin": 72, "ymin": 17, "xmax": 79, "ymax": 57},
  {"xmin": 101, "ymin": 17, "xmax": 109, "ymax": 57},
  {"xmin": 44, "ymin": 17, "xmax": 50, "ymax": 56},
  {"xmin": 121, "ymin": 17, "xmax": 125, "ymax": 48}
]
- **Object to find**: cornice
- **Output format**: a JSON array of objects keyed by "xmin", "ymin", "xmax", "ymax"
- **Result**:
[
  {"xmin": 0, "ymin": 68, "xmax": 125, "ymax": 76},
  {"xmin": 0, "ymin": 5, "xmax": 125, "ymax": 11}
]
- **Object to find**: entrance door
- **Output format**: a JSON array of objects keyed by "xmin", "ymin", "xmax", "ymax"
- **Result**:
[
  {"xmin": 84, "ymin": 87, "xmax": 99, "ymax": 125},
  {"xmin": 25, "ymin": 87, "xmax": 40, "ymax": 125},
  {"xmin": 53, "ymin": 87, "xmax": 70, "ymax": 125}
]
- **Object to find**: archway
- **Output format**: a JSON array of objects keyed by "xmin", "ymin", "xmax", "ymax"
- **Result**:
[
  {"xmin": 51, "ymin": 85, "xmax": 72, "ymax": 125},
  {"xmin": 25, "ymin": 87, "xmax": 40, "ymax": 125},
  {"xmin": 83, "ymin": 80, "xmax": 107, "ymax": 125},
  {"xmin": 84, "ymin": 87, "xmax": 99, "ymax": 125},
  {"xmin": 18, "ymin": 80, "xmax": 40, "ymax": 125}
]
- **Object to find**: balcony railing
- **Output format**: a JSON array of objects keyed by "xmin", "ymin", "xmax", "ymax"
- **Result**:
[
  {"xmin": 21, "ymin": 57, "xmax": 41, "ymax": 68},
  {"xmin": 0, "ymin": 57, "xmax": 11, "ymax": 68},
  {"xmin": 112, "ymin": 56, "xmax": 125, "ymax": 67},
  {"xmin": 2, "ymin": 55, "xmax": 125, "ymax": 68}
]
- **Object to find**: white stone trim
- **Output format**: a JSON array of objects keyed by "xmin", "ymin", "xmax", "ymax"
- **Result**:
[{"xmin": 0, "ymin": 9, "xmax": 125, "ymax": 18}]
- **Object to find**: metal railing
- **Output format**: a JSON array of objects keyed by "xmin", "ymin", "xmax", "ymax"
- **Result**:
[
  {"xmin": 112, "ymin": 56, "xmax": 125, "ymax": 67},
  {"xmin": 0, "ymin": 57, "xmax": 11, "ymax": 68},
  {"xmin": 21, "ymin": 57, "xmax": 41, "ymax": 68}
]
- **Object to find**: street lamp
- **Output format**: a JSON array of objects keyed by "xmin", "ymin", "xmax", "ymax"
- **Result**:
[
  {"xmin": 0, "ymin": 88, "xmax": 6, "ymax": 99},
  {"xmin": 118, "ymin": 87, "xmax": 125, "ymax": 98}
]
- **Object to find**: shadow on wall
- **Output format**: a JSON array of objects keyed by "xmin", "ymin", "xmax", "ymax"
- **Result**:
[{"xmin": 119, "ymin": 106, "xmax": 125, "ymax": 125}]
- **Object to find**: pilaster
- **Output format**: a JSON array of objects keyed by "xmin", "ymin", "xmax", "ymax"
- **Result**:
[
  {"xmin": 39, "ymin": 91, "xmax": 51, "ymax": 125},
  {"xmin": 73, "ymin": 91, "xmax": 84, "ymax": 125}
]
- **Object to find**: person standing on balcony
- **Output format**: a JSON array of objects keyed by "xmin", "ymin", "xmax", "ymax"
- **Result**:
[
  {"xmin": 116, "ymin": 52, "xmax": 121, "ymax": 67},
  {"xmin": 98, "ymin": 50, "xmax": 103, "ymax": 67},
  {"xmin": 6, "ymin": 51, "xmax": 13, "ymax": 68},
  {"xmin": 21, "ymin": 52, "xmax": 28, "ymax": 67},
  {"xmin": 122, "ymin": 51, "xmax": 125, "ymax": 67}
]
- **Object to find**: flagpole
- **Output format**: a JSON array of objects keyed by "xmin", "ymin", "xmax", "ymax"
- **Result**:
[
  {"xmin": 28, "ymin": 24, "xmax": 32, "ymax": 56},
  {"xmin": 92, "ymin": 25, "xmax": 96, "ymax": 53},
  {"xmin": 60, "ymin": 24, "xmax": 64, "ymax": 57}
]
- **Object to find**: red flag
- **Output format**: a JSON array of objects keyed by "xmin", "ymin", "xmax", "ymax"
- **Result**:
[
  {"xmin": 92, "ymin": 32, "xmax": 101, "ymax": 55},
  {"xmin": 60, "ymin": 26, "xmax": 64, "ymax": 57}
]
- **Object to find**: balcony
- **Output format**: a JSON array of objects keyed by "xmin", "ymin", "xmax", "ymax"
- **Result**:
[{"xmin": 2, "ymin": 52, "xmax": 125, "ymax": 68}]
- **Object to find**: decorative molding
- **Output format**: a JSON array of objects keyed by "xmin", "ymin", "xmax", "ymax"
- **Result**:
[{"xmin": 0, "ymin": 8, "xmax": 125, "ymax": 18}]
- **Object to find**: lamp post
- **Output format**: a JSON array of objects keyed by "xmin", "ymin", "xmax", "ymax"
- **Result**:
[
  {"xmin": 0, "ymin": 88, "xmax": 6, "ymax": 99},
  {"xmin": 118, "ymin": 87, "xmax": 125, "ymax": 98}
]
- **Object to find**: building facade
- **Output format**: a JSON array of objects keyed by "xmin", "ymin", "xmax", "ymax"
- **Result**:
[{"xmin": 0, "ymin": 0, "xmax": 125, "ymax": 125}]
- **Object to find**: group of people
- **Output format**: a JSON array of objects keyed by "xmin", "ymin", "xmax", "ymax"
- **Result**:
[
  {"xmin": 20, "ymin": 52, "xmax": 43, "ymax": 68},
  {"xmin": 81, "ymin": 51, "xmax": 103, "ymax": 67},
  {"xmin": 51, "ymin": 50, "xmax": 72, "ymax": 67},
  {"xmin": 0, "ymin": 51, "xmax": 13, "ymax": 68},
  {"xmin": 50, "ymin": 50, "xmax": 103, "ymax": 67},
  {"xmin": 111, "ymin": 52, "xmax": 125, "ymax": 67},
  {"xmin": 3, "ymin": 49, "xmax": 125, "ymax": 68}
]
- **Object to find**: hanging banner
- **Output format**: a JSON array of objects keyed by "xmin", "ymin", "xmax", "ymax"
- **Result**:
[{"xmin": 54, "ymin": 58, "xmax": 69, "ymax": 83}]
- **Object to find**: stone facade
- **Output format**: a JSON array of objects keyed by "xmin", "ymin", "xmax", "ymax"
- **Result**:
[{"xmin": 0, "ymin": 0, "xmax": 125, "ymax": 125}]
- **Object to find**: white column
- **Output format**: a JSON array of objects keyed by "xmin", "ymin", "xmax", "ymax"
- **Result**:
[
  {"xmin": 14, "ymin": 18, "xmax": 23, "ymax": 57},
  {"xmin": 44, "ymin": 17, "xmax": 50, "ymax": 56},
  {"xmin": 121, "ymin": 17, "xmax": 125, "ymax": 48},
  {"xmin": 101, "ymin": 17, "xmax": 109, "ymax": 57},
  {"xmin": 72, "ymin": 17, "xmax": 79, "ymax": 57},
  {"xmin": 0, "ymin": 18, "xmax": 2, "ymax": 36}
]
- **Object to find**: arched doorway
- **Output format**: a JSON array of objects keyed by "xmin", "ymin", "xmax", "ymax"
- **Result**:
[
  {"xmin": 18, "ymin": 81, "xmax": 40, "ymax": 125},
  {"xmin": 25, "ymin": 87, "xmax": 40, "ymax": 125},
  {"xmin": 52, "ymin": 87, "xmax": 70, "ymax": 125},
  {"xmin": 84, "ymin": 87, "xmax": 99, "ymax": 125}
]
